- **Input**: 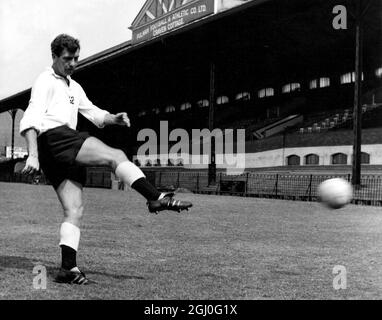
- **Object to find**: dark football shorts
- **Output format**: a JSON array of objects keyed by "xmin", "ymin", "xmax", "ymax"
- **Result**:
[{"xmin": 37, "ymin": 125, "xmax": 90, "ymax": 189}]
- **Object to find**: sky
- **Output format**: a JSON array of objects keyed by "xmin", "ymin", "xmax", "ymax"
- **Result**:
[
  {"xmin": 0, "ymin": 0, "xmax": 146, "ymax": 152},
  {"xmin": 0, "ymin": 0, "xmax": 146, "ymax": 100}
]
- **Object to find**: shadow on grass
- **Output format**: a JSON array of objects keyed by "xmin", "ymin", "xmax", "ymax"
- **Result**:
[
  {"xmin": 0, "ymin": 255, "xmax": 35, "ymax": 270},
  {"xmin": 87, "ymin": 270, "xmax": 146, "ymax": 280},
  {"xmin": 0, "ymin": 255, "xmax": 146, "ymax": 281}
]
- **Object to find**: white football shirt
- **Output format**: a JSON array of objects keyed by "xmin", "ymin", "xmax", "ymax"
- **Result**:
[{"xmin": 20, "ymin": 67, "xmax": 110, "ymax": 136}]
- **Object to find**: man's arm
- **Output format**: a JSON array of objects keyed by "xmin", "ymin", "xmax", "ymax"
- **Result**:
[
  {"xmin": 21, "ymin": 128, "xmax": 40, "ymax": 175},
  {"xmin": 103, "ymin": 113, "xmax": 130, "ymax": 127}
]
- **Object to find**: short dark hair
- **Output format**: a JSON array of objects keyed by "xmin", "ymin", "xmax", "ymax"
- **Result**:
[{"xmin": 51, "ymin": 34, "xmax": 80, "ymax": 57}]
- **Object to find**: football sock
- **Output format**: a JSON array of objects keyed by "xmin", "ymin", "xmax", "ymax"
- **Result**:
[
  {"xmin": 115, "ymin": 161, "xmax": 160, "ymax": 201},
  {"xmin": 131, "ymin": 177, "xmax": 161, "ymax": 201},
  {"xmin": 59, "ymin": 222, "xmax": 80, "ymax": 270},
  {"xmin": 60, "ymin": 245, "xmax": 77, "ymax": 270},
  {"xmin": 115, "ymin": 160, "xmax": 146, "ymax": 186}
]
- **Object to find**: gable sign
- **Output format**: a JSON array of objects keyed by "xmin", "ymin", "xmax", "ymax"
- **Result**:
[{"xmin": 131, "ymin": 0, "xmax": 215, "ymax": 45}]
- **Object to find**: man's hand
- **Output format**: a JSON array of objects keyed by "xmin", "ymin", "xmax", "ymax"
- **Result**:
[
  {"xmin": 114, "ymin": 112, "xmax": 130, "ymax": 127},
  {"xmin": 21, "ymin": 155, "xmax": 40, "ymax": 175}
]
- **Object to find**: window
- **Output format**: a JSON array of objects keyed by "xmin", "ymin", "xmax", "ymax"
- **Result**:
[
  {"xmin": 341, "ymin": 72, "xmax": 364, "ymax": 84},
  {"xmin": 235, "ymin": 92, "xmax": 251, "ymax": 101},
  {"xmin": 138, "ymin": 111, "xmax": 146, "ymax": 117},
  {"xmin": 216, "ymin": 96, "xmax": 229, "ymax": 105},
  {"xmin": 341, "ymin": 72, "xmax": 354, "ymax": 84},
  {"xmin": 376, "ymin": 67, "xmax": 382, "ymax": 78},
  {"xmin": 134, "ymin": 159, "xmax": 141, "ymax": 167},
  {"xmin": 258, "ymin": 88, "xmax": 274, "ymax": 98},
  {"xmin": 152, "ymin": 108, "xmax": 160, "ymax": 114},
  {"xmin": 287, "ymin": 155, "xmax": 300, "ymax": 165},
  {"xmin": 331, "ymin": 153, "xmax": 347, "ymax": 165},
  {"xmin": 309, "ymin": 80, "xmax": 318, "ymax": 89},
  {"xmin": 197, "ymin": 99, "xmax": 209, "ymax": 108},
  {"xmin": 145, "ymin": 160, "xmax": 152, "ymax": 167},
  {"xmin": 180, "ymin": 102, "xmax": 192, "ymax": 111},
  {"xmin": 305, "ymin": 154, "xmax": 319, "ymax": 165},
  {"xmin": 361, "ymin": 152, "xmax": 370, "ymax": 164},
  {"xmin": 310, "ymin": 78, "xmax": 330, "ymax": 89},
  {"xmin": 282, "ymin": 83, "xmax": 301, "ymax": 93},
  {"xmin": 165, "ymin": 105, "xmax": 176, "ymax": 113},
  {"xmin": 320, "ymin": 77, "xmax": 330, "ymax": 88},
  {"xmin": 352, "ymin": 152, "xmax": 370, "ymax": 164}
]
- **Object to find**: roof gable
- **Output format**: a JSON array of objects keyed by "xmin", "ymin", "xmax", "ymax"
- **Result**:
[
  {"xmin": 130, "ymin": 0, "xmax": 215, "ymax": 44},
  {"xmin": 131, "ymin": 0, "xmax": 196, "ymax": 29}
]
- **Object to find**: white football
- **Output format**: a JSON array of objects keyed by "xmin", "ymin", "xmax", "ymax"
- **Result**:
[{"xmin": 318, "ymin": 178, "xmax": 353, "ymax": 209}]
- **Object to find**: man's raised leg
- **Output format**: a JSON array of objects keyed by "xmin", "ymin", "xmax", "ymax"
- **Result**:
[{"xmin": 75, "ymin": 136, "xmax": 192, "ymax": 213}]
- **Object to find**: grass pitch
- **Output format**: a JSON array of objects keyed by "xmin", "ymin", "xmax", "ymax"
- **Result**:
[{"xmin": 1, "ymin": 181, "xmax": 382, "ymax": 300}]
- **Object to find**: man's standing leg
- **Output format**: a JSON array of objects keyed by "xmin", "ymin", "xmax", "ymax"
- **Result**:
[{"xmin": 54, "ymin": 179, "xmax": 88, "ymax": 284}]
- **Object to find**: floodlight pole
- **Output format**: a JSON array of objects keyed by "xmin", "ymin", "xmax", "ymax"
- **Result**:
[
  {"xmin": 8, "ymin": 109, "xmax": 17, "ymax": 160},
  {"xmin": 351, "ymin": 0, "xmax": 363, "ymax": 187},
  {"xmin": 208, "ymin": 62, "xmax": 216, "ymax": 185}
]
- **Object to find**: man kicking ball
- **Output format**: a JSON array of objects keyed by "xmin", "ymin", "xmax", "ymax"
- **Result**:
[{"xmin": 20, "ymin": 34, "xmax": 192, "ymax": 285}]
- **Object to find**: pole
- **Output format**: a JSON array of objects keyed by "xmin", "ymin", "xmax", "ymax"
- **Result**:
[
  {"xmin": 352, "ymin": 0, "xmax": 363, "ymax": 187},
  {"xmin": 8, "ymin": 109, "xmax": 17, "ymax": 160},
  {"xmin": 208, "ymin": 62, "xmax": 216, "ymax": 185}
]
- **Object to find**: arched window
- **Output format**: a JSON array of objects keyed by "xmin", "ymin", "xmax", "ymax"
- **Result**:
[
  {"xmin": 197, "ymin": 99, "xmax": 209, "ymax": 108},
  {"xmin": 282, "ymin": 83, "xmax": 301, "ymax": 93},
  {"xmin": 361, "ymin": 152, "xmax": 370, "ymax": 164},
  {"xmin": 138, "ymin": 111, "xmax": 147, "ymax": 117},
  {"xmin": 235, "ymin": 92, "xmax": 251, "ymax": 101},
  {"xmin": 165, "ymin": 105, "xmax": 176, "ymax": 113},
  {"xmin": 375, "ymin": 67, "xmax": 382, "ymax": 78},
  {"xmin": 180, "ymin": 102, "xmax": 192, "ymax": 111},
  {"xmin": 152, "ymin": 108, "xmax": 160, "ymax": 114},
  {"xmin": 340, "ymin": 72, "xmax": 354, "ymax": 84},
  {"xmin": 311, "ymin": 78, "xmax": 330, "ymax": 89},
  {"xmin": 331, "ymin": 153, "xmax": 347, "ymax": 165},
  {"xmin": 305, "ymin": 154, "xmax": 319, "ymax": 165},
  {"xmin": 309, "ymin": 80, "xmax": 318, "ymax": 89},
  {"xmin": 258, "ymin": 88, "xmax": 274, "ymax": 98},
  {"xmin": 319, "ymin": 77, "xmax": 330, "ymax": 88},
  {"xmin": 352, "ymin": 152, "xmax": 370, "ymax": 164},
  {"xmin": 341, "ymin": 72, "xmax": 364, "ymax": 84},
  {"xmin": 216, "ymin": 96, "xmax": 229, "ymax": 105},
  {"xmin": 287, "ymin": 155, "xmax": 300, "ymax": 165}
]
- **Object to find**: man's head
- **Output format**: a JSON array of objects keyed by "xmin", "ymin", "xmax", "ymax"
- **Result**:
[{"xmin": 51, "ymin": 34, "xmax": 80, "ymax": 78}]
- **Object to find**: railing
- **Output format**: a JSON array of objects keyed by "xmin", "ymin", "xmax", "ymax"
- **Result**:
[
  {"xmin": 2, "ymin": 166, "xmax": 382, "ymax": 206},
  {"xmin": 144, "ymin": 171, "xmax": 382, "ymax": 206},
  {"xmin": 0, "ymin": 166, "xmax": 112, "ymax": 189}
]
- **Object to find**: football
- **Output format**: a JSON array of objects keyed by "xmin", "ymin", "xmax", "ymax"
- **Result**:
[{"xmin": 318, "ymin": 178, "xmax": 353, "ymax": 209}]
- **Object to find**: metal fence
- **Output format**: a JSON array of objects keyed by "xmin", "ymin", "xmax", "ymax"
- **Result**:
[
  {"xmin": 0, "ymin": 166, "xmax": 112, "ymax": 189},
  {"xmin": 2, "ymin": 165, "xmax": 382, "ymax": 206},
  {"xmin": 144, "ymin": 171, "xmax": 382, "ymax": 207}
]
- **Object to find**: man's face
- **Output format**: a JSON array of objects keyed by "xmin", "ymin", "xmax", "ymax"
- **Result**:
[{"xmin": 52, "ymin": 48, "xmax": 80, "ymax": 77}]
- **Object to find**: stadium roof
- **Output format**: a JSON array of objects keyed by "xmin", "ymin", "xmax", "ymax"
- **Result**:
[
  {"xmin": 0, "ymin": 0, "xmax": 380, "ymax": 114},
  {"xmin": 0, "ymin": 0, "xmax": 273, "ymax": 113}
]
